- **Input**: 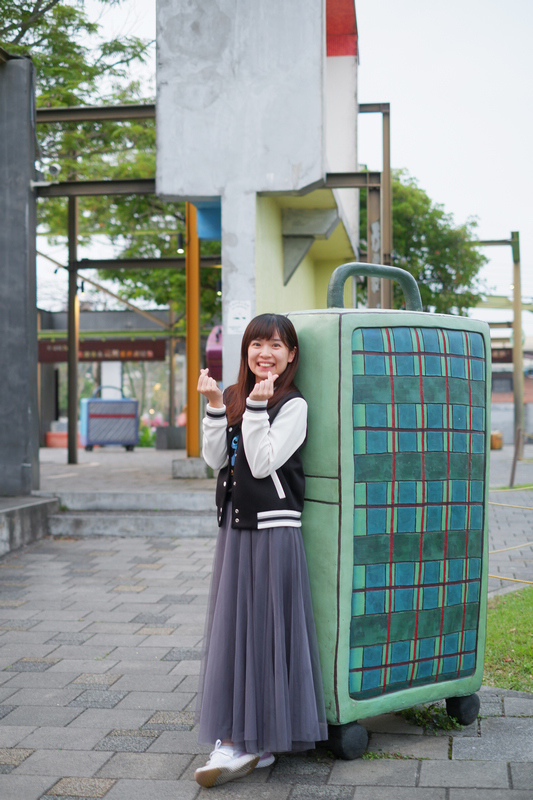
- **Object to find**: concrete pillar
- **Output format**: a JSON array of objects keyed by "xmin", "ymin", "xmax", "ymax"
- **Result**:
[
  {"xmin": 0, "ymin": 57, "xmax": 39, "ymax": 494},
  {"xmin": 221, "ymin": 189, "xmax": 256, "ymax": 385},
  {"xmin": 100, "ymin": 363, "xmax": 123, "ymax": 398}
]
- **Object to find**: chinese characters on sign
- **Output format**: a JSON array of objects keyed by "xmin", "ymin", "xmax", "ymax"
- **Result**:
[{"xmin": 39, "ymin": 339, "xmax": 167, "ymax": 363}]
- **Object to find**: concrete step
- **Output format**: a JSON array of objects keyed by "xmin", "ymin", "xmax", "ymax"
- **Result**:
[
  {"xmin": 34, "ymin": 490, "xmax": 215, "ymax": 512},
  {"xmin": 0, "ymin": 497, "xmax": 59, "ymax": 556},
  {"xmin": 48, "ymin": 509, "xmax": 217, "ymax": 538}
]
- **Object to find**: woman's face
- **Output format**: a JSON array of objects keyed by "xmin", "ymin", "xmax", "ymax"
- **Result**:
[{"xmin": 247, "ymin": 330, "xmax": 295, "ymax": 383}]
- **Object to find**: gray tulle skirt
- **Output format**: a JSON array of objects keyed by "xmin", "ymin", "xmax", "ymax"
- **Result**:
[{"xmin": 196, "ymin": 505, "xmax": 328, "ymax": 754}]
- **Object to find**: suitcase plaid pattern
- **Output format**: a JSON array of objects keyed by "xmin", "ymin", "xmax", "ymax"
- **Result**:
[{"xmin": 349, "ymin": 325, "xmax": 487, "ymax": 699}]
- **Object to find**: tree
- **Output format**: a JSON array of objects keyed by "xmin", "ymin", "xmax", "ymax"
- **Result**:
[
  {"xmin": 0, "ymin": 0, "xmax": 221, "ymax": 330},
  {"xmin": 360, "ymin": 169, "xmax": 486, "ymax": 315}
]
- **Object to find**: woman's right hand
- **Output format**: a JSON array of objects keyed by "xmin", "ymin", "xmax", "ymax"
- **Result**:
[{"xmin": 197, "ymin": 368, "xmax": 224, "ymax": 408}]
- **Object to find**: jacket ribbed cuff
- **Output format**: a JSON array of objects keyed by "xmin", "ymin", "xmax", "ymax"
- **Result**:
[
  {"xmin": 245, "ymin": 398, "xmax": 268, "ymax": 412},
  {"xmin": 205, "ymin": 404, "xmax": 226, "ymax": 418}
]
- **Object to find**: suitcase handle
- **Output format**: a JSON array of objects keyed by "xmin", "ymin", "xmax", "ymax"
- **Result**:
[
  {"xmin": 327, "ymin": 262, "xmax": 423, "ymax": 312},
  {"xmin": 91, "ymin": 386, "xmax": 125, "ymax": 398}
]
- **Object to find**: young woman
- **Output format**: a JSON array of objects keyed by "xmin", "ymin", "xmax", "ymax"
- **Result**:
[{"xmin": 195, "ymin": 313, "xmax": 327, "ymax": 788}]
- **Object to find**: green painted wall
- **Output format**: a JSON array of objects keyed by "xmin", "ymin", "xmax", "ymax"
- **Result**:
[
  {"xmin": 255, "ymin": 196, "xmax": 320, "ymax": 313},
  {"xmin": 255, "ymin": 196, "xmax": 357, "ymax": 314}
]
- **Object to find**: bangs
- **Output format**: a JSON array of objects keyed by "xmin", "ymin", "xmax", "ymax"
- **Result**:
[
  {"xmin": 244, "ymin": 315, "xmax": 286, "ymax": 345},
  {"xmin": 242, "ymin": 314, "xmax": 296, "ymax": 353}
]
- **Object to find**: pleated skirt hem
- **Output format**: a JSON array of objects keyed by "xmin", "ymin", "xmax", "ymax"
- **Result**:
[{"xmin": 196, "ymin": 508, "xmax": 328, "ymax": 754}]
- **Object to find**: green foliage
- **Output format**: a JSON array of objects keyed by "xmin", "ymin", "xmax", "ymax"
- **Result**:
[
  {"xmin": 0, "ymin": 0, "xmax": 221, "ymax": 327},
  {"xmin": 484, "ymin": 587, "xmax": 533, "ymax": 693},
  {"xmin": 397, "ymin": 703, "xmax": 463, "ymax": 734},
  {"xmin": 138, "ymin": 425, "xmax": 155, "ymax": 448},
  {"xmin": 360, "ymin": 169, "xmax": 487, "ymax": 314},
  {"xmin": 0, "ymin": 2, "xmax": 150, "ymax": 107},
  {"xmin": 362, "ymin": 751, "xmax": 410, "ymax": 760}
]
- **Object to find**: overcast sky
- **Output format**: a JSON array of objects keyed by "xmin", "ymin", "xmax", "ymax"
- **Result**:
[
  {"xmin": 356, "ymin": 0, "xmax": 533, "ymax": 330},
  {"xmin": 40, "ymin": 0, "xmax": 533, "ymax": 334}
]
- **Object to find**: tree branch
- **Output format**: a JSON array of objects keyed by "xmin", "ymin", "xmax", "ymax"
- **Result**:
[{"xmin": 1, "ymin": 0, "xmax": 62, "ymax": 44}]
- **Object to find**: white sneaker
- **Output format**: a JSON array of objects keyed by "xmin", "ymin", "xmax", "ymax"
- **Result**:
[
  {"xmin": 195, "ymin": 740, "xmax": 259, "ymax": 788},
  {"xmin": 256, "ymin": 751, "xmax": 275, "ymax": 768}
]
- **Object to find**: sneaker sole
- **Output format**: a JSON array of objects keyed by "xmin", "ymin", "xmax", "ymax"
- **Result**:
[
  {"xmin": 195, "ymin": 755, "xmax": 259, "ymax": 788},
  {"xmin": 256, "ymin": 754, "xmax": 276, "ymax": 768}
]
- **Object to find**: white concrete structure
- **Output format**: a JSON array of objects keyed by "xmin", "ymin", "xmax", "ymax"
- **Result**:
[
  {"xmin": 157, "ymin": 0, "xmax": 359, "ymax": 383},
  {"xmin": 100, "ymin": 362, "xmax": 123, "ymax": 399}
]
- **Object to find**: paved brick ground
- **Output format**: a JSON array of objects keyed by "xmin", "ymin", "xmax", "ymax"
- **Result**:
[
  {"xmin": 487, "ymin": 442, "xmax": 533, "ymax": 596},
  {"xmin": 0, "ymin": 531, "xmax": 531, "ymax": 799},
  {"xmin": 0, "ymin": 444, "xmax": 530, "ymax": 797}
]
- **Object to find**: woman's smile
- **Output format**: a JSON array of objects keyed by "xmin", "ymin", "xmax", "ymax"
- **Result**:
[{"xmin": 247, "ymin": 332, "xmax": 295, "ymax": 382}]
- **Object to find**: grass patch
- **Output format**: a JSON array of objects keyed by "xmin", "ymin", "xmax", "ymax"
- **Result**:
[
  {"xmin": 362, "ymin": 751, "xmax": 410, "ymax": 760},
  {"xmin": 490, "ymin": 484, "xmax": 533, "ymax": 491},
  {"xmin": 397, "ymin": 703, "xmax": 462, "ymax": 734},
  {"xmin": 483, "ymin": 586, "xmax": 533, "ymax": 692}
]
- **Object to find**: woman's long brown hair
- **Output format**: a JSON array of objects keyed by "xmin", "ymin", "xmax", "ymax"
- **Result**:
[{"xmin": 225, "ymin": 314, "xmax": 300, "ymax": 426}]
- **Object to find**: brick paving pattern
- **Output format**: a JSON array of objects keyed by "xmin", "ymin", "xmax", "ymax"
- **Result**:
[
  {"xmin": 0, "ymin": 532, "xmax": 529, "ymax": 799},
  {"xmin": 0, "ymin": 443, "xmax": 530, "ymax": 798}
]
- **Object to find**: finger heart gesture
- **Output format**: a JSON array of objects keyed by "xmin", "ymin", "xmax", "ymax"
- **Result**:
[
  {"xmin": 249, "ymin": 371, "xmax": 279, "ymax": 402},
  {"xmin": 197, "ymin": 368, "xmax": 224, "ymax": 407}
]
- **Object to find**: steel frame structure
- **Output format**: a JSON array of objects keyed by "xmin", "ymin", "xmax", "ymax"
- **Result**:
[{"xmin": 36, "ymin": 102, "xmax": 392, "ymax": 461}]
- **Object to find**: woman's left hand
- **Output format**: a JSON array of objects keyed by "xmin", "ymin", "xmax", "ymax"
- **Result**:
[{"xmin": 249, "ymin": 371, "xmax": 278, "ymax": 402}]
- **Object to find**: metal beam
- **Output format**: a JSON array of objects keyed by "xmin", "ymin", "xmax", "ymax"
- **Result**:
[
  {"xmin": 73, "ymin": 256, "xmax": 221, "ymax": 271},
  {"xmin": 381, "ymin": 105, "xmax": 393, "ymax": 308},
  {"xmin": 67, "ymin": 197, "xmax": 79, "ymax": 464},
  {"xmin": 511, "ymin": 231, "xmax": 524, "ymax": 458},
  {"xmin": 475, "ymin": 239, "xmax": 514, "ymax": 247},
  {"xmin": 472, "ymin": 233, "xmax": 524, "ymax": 460},
  {"xmin": 356, "ymin": 102, "xmax": 393, "ymax": 308},
  {"xmin": 35, "ymin": 179, "xmax": 155, "ymax": 197},
  {"xmin": 325, "ymin": 172, "xmax": 381, "ymax": 189},
  {"xmin": 36, "ymin": 173, "xmax": 382, "ymax": 197},
  {"xmin": 185, "ymin": 202, "xmax": 201, "ymax": 458},
  {"xmin": 366, "ymin": 187, "xmax": 382, "ymax": 308},
  {"xmin": 359, "ymin": 102, "xmax": 391, "ymax": 114},
  {"xmin": 169, "ymin": 307, "xmax": 177, "ymax": 428},
  {"xmin": 37, "ymin": 250, "xmax": 172, "ymax": 330},
  {"xmin": 39, "ymin": 330, "xmax": 172, "ymax": 340},
  {"xmin": 36, "ymin": 104, "xmax": 155, "ymax": 123},
  {"xmin": 476, "ymin": 295, "xmax": 533, "ymax": 311}
]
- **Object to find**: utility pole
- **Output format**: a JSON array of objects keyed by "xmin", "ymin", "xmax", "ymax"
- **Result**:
[
  {"xmin": 358, "ymin": 103, "xmax": 393, "ymax": 309},
  {"xmin": 474, "ymin": 232, "xmax": 523, "ymax": 457},
  {"xmin": 67, "ymin": 197, "xmax": 79, "ymax": 465},
  {"xmin": 511, "ymin": 232, "xmax": 524, "ymax": 458},
  {"xmin": 185, "ymin": 202, "xmax": 201, "ymax": 457}
]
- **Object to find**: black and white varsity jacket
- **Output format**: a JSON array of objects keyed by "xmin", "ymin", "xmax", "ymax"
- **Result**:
[{"xmin": 202, "ymin": 391, "xmax": 307, "ymax": 530}]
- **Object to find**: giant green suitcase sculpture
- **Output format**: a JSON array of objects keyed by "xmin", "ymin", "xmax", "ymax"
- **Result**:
[{"xmin": 289, "ymin": 263, "xmax": 490, "ymax": 759}]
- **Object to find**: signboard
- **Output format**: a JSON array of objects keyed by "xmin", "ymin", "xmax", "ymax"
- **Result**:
[{"xmin": 39, "ymin": 339, "xmax": 166, "ymax": 363}]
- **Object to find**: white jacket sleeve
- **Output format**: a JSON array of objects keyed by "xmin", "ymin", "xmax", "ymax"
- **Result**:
[
  {"xmin": 241, "ymin": 397, "xmax": 307, "ymax": 479},
  {"xmin": 201, "ymin": 405, "xmax": 229, "ymax": 471}
]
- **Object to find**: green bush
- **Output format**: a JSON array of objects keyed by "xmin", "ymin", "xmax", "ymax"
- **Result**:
[{"xmin": 138, "ymin": 425, "xmax": 155, "ymax": 447}]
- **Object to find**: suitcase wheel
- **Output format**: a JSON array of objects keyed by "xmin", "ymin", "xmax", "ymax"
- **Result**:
[
  {"xmin": 445, "ymin": 693, "xmax": 480, "ymax": 726},
  {"xmin": 327, "ymin": 720, "xmax": 368, "ymax": 760}
]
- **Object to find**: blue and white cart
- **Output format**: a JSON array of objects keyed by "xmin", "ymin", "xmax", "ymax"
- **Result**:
[{"xmin": 80, "ymin": 387, "xmax": 139, "ymax": 452}]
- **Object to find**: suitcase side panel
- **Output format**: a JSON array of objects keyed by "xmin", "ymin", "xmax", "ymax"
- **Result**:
[
  {"xmin": 292, "ymin": 313, "xmax": 342, "ymax": 479},
  {"xmin": 293, "ymin": 312, "xmax": 354, "ymax": 722},
  {"xmin": 335, "ymin": 312, "xmax": 490, "ymax": 721}
]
